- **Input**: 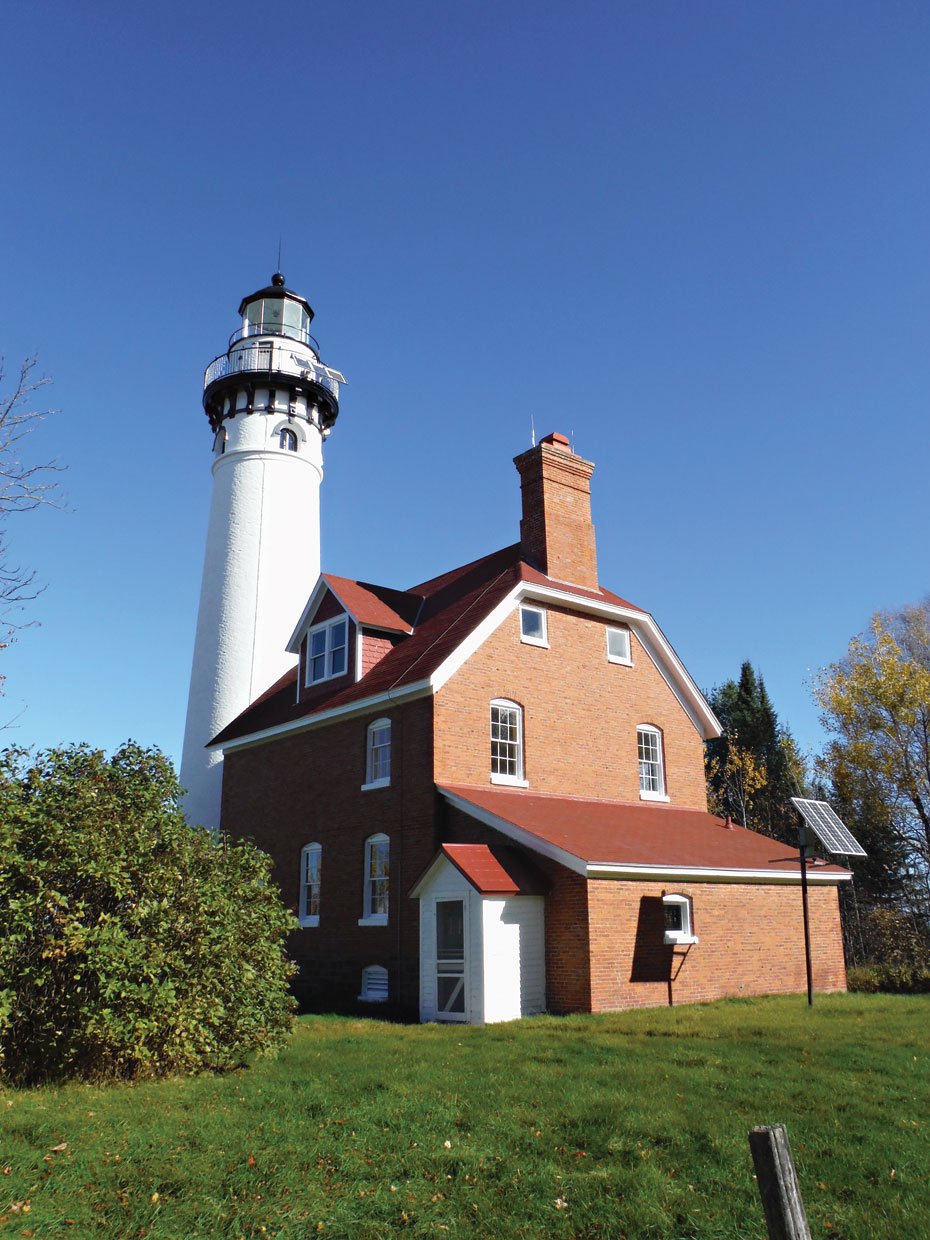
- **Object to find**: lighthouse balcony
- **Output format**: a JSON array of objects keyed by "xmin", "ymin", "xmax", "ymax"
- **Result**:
[
  {"xmin": 228, "ymin": 322, "xmax": 322, "ymax": 351},
  {"xmin": 203, "ymin": 346, "xmax": 343, "ymax": 401}
]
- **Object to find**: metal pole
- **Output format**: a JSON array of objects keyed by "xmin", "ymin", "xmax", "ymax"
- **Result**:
[{"xmin": 798, "ymin": 821, "xmax": 813, "ymax": 1006}]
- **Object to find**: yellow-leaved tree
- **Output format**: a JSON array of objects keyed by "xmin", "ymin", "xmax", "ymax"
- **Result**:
[{"xmin": 814, "ymin": 602, "xmax": 930, "ymax": 907}]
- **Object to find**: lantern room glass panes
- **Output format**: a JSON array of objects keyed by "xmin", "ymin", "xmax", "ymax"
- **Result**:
[{"xmin": 243, "ymin": 297, "xmax": 310, "ymax": 343}]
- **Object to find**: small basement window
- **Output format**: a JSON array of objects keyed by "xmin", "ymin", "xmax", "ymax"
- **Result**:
[
  {"xmin": 520, "ymin": 605, "xmax": 548, "ymax": 647},
  {"xmin": 359, "ymin": 964, "xmax": 389, "ymax": 1003},
  {"xmin": 663, "ymin": 894, "xmax": 697, "ymax": 945},
  {"xmin": 606, "ymin": 626, "xmax": 632, "ymax": 665}
]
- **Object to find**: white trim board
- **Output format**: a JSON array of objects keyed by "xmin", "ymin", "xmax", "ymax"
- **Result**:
[{"xmin": 213, "ymin": 679, "xmax": 432, "ymax": 752}]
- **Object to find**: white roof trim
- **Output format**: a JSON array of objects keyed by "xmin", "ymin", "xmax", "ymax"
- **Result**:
[
  {"xmin": 585, "ymin": 862, "xmax": 851, "ymax": 885},
  {"xmin": 428, "ymin": 586, "xmax": 523, "ymax": 695},
  {"xmin": 214, "ymin": 678, "xmax": 432, "ymax": 753},
  {"xmin": 286, "ymin": 575, "xmax": 332, "ymax": 653},
  {"xmin": 519, "ymin": 584, "xmax": 720, "ymax": 738},
  {"xmin": 428, "ymin": 581, "xmax": 720, "ymax": 740},
  {"xmin": 439, "ymin": 789, "xmax": 851, "ymax": 885}
]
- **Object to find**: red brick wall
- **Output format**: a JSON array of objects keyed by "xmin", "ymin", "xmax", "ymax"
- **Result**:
[
  {"xmin": 434, "ymin": 606, "xmax": 708, "ymax": 808},
  {"xmin": 220, "ymin": 696, "xmax": 438, "ymax": 1014},
  {"xmin": 360, "ymin": 630, "xmax": 399, "ymax": 677},
  {"xmin": 436, "ymin": 806, "xmax": 846, "ymax": 1013},
  {"xmin": 514, "ymin": 438, "xmax": 598, "ymax": 589},
  {"xmin": 586, "ymin": 879, "xmax": 847, "ymax": 1010}
]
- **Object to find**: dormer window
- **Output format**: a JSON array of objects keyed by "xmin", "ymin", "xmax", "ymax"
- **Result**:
[{"xmin": 305, "ymin": 616, "xmax": 348, "ymax": 685}]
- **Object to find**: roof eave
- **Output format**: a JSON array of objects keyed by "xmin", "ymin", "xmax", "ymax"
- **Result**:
[{"xmin": 214, "ymin": 677, "xmax": 432, "ymax": 752}]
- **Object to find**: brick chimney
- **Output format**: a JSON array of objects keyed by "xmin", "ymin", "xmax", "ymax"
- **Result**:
[{"xmin": 513, "ymin": 432, "xmax": 598, "ymax": 589}]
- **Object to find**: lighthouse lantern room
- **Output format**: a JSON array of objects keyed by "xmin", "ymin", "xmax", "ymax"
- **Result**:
[{"xmin": 180, "ymin": 274, "xmax": 345, "ymax": 830}]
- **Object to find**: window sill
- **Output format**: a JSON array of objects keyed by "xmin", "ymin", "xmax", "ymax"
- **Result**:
[
  {"xmin": 665, "ymin": 933, "xmax": 698, "ymax": 946},
  {"xmin": 358, "ymin": 993, "xmax": 389, "ymax": 1003},
  {"xmin": 360, "ymin": 778, "xmax": 391, "ymax": 792},
  {"xmin": 640, "ymin": 791, "xmax": 670, "ymax": 803},
  {"xmin": 607, "ymin": 655, "xmax": 633, "ymax": 667},
  {"xmin": 298, "ymin": 915, "xmax": 319, "ymax": 929},
  {"xmin": 490, "ymin": 774, "xmax": 529, "ymax": 787},
  {"xmin": 358, "ymin": 915, "xmax": 388, "ymax": 927},
  {"xmin": 520, "ymin": 636, "xmax": 550, "ymax": 649}
]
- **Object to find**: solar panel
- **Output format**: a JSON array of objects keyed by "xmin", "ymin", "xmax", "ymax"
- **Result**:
[{"xmin": 790, "ymin": 798, "xmax": 868, "ymax": 857}]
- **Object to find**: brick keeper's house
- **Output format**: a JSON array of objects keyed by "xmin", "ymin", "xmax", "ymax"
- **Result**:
[{"xmin": 214, "ymin": 432, "xmax": 850, "ymax": 1023}]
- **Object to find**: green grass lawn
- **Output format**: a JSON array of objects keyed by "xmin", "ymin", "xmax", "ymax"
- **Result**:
[{"xmin": 1, "ymin": 994, "xmax": 927, "ymax": 1239}]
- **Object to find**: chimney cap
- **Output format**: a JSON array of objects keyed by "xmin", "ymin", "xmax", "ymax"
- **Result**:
[{"xmin": 539, "ymin": 431, "xmax": 571, "ymax": 451}]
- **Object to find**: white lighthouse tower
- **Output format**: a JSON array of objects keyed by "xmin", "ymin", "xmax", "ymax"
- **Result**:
[{"xmin": 180, "ymin": 274, "xmax": 345, "ymax": 829}]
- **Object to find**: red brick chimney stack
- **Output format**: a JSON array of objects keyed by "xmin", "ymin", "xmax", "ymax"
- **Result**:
[{"xmin": 513, "ymin": 432, "xmax": 598, "ymax": 589}]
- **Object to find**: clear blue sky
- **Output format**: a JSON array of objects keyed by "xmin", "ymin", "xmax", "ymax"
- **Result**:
[{"xmin": 1, "ymin": 1, "xmax": 927, "ymax": 767}]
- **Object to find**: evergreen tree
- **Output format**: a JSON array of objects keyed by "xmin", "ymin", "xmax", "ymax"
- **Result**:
[{"xmin": 705, "ymin": 661, "xmax": 804, "ymax": 843}]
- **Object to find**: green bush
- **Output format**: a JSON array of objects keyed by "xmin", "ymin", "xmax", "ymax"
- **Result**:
[
  {"xmin": 847, "ymin": 963, "xmax": 930, "ymax": 995},
  {"xmin": 860, "ymin": 906, "xmax": 930, "ymax": 968},
  {"xmin": 0, "ymin": 742, "xmax": 296, "ymax": 1084}
]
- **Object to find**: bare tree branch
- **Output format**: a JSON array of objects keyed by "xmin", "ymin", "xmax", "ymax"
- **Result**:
[{"xmin": 0, "ymin": 356, "xmax": 64, "ymax": 630}]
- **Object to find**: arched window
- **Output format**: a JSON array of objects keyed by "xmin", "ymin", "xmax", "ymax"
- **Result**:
[
  {"xmin": 364, "ymin": 718, "xmax": 392, "ymax": 788},
  {"xmin": 278, "ymin": 426, "xmax": 298, "ymax": 451},
  {"xmin": 213, "ymin": 428, "xmax": 227, "ymax": 455},
  {"xmin": 637, "ymin": 725, "xmax": 667, "ymax": 799},
  {"xmin": 490, "ymin": 699, "xmax": 524, "ymax": 784},
  {"xmin": 361, "ymin": 834, "xmax": 389, "ymax": 924},
  {"xmin": 299, "ymin": 843, "xmax": 322, "ymax": 926},
  {"xmin": 359, "ymin": 964, "xmax": 389, "ymax": 1003}
]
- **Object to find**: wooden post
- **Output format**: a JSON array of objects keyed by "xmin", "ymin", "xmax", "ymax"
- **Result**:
[{"xmin": 748, "ymin": 1124, "xmax": 812, "ymax": 1240}]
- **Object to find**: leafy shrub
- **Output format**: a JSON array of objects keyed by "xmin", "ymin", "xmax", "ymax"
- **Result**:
[
  {"xmin": 0, "ymin": 742, "xmax": 296, "ymax": 1084},
  {"xmin": 847, "ymin": 963, "xmax": 930, "ymax": 994},
  {"xmin": 846, "ymin": 966, "xmax": 881, "ymax": 993},
  {"xmin": 860, "ymin": 906, "xmax": 930, "ymax": 968}
]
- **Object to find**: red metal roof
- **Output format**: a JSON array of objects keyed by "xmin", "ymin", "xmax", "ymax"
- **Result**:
[
  {"xmin": 439, "ymin": 784, "xmax": 850, "ymax": 878},
  {"xmin": 439, "ymin": 843, "xmax": 549, "ymax": 895}
]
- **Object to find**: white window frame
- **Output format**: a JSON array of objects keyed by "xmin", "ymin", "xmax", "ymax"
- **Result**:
[
  {"xmin": 663, "ymin": 893, "xmax": 698, "ymax": 945},
  {"xmin": 298, "ymin": 842, "xmax": 321, "ymax": 927},
  {"xmin": 519, "ymin": 605, "xmax": 549, "ymax": 648},
  {"xmin": 304, "ymin": 615, "xmax": 349, "ymax": 686},
  {"xmin": 359, "ymin": 833, "xmax": 390, "ymax": 926},
  {"xmin": 359, "ymin": 964, "xmax": 389, "ymax": 1003},
  {"xmin": 362, "ymin": 717, "xmax": 391, "ymax": 790},
  {"xmin": 637, "ymin": 724, "xmax": 669, "ymax": 802},
  {"xmin": 606, "ymin": 625, "xmax": 632, "ymax": 666},
  {"xmin": 490, "ymin": 699, "xmax": 528, "ymax": 786}
]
